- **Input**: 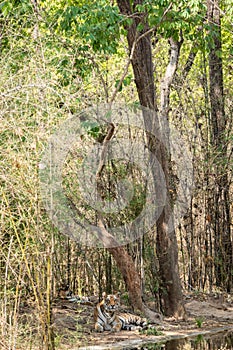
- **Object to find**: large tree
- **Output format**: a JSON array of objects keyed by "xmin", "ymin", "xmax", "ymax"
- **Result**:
[
  {"xmin": 116, "ymin": 0, "xmax": 185, "ymax": 317},
  {"xmin": 47, "ymin": 0, "xmax": 194, "ymax": 317},
  {"xmin": 41, "ymin": 0, "xmax": 204, "ymax": 317}
]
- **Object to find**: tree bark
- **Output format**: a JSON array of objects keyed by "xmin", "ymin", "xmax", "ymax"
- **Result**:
[
  {"xmin": 207, "ymin": 0, "xmax": 232, "ymax": 291},
  {"xmin": 156, "ymin": 37, "xmax": 185, "ymax": 316},
  {"xmin": 95, "ymin": 122, "xmax": 146, "ymax": 313},
  {"xmin": 108, "ymin": 246, "xmax": 143, "ymax": 311},
  {"xmin": 117, "ymin": 0, "xmax": 185, "ymax": 317}
]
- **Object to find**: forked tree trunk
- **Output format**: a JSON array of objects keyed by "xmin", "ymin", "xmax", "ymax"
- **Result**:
[{"xmin": 117, "ymin": 0, "xmax": 185, "ymax": 317}]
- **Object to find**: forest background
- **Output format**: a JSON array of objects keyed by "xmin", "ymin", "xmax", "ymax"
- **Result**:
[{"xmin": 0, "ymin": 0, "xmax": 232, "ymax": 349}]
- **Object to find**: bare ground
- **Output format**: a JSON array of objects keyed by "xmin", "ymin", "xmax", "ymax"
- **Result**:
[{"xmin": 52, "ymin": 292, "xmax": 233, "ymax": 349}]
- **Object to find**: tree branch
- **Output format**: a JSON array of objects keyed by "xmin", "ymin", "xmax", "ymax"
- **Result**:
[
  {"xmin": 110, "ymin": 2, "xmax": 173, "ymax": 106},
  {"xmin": 160, "ymin": 36, "xmax": 183, "ymax": 118},
  {"xmin": 94, "ymin": 123, "xmax": 119, "ymax": 248}
]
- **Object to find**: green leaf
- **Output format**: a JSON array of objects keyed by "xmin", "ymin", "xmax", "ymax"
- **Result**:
[
  {"xmin": 115, "ymin": 79, "xmax": 122, "ymax": 91},
  {"xmin": 123, "ymin": 75, "xmax": 132, "ymax": 86},
  {"xmin": 137, "ymin": 23, "xmax": 145, "ymax": 32}
]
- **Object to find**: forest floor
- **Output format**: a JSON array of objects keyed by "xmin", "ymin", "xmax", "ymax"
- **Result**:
[{"xmin": 50, "ymin": 292, "xmax": 233, "ymax": 349}]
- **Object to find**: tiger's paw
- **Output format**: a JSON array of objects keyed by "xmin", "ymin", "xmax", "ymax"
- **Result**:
[
  {"xmin": 105, "ymin": 324, "xmax": 112, "ymax": 331},
  {"xmin": 94, "ymin": 324, "xmax": 104, "ymax": 332}
]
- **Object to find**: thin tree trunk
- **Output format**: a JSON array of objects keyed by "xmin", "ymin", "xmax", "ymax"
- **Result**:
[
  {"xmin": 156, "ymin": 37, "xmax": 185, "ymax": 316},
  {"xmin": 207, "ymin": 0, "xmax": 232, "ymax": 291}
]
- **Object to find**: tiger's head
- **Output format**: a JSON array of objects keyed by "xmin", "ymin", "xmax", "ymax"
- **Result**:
[{"xmin": 102, "ymin": 292, "xmax": 120, "ymax": 313}]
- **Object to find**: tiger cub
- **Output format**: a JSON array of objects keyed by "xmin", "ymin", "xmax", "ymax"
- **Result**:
[{"xmin": 94, "ymin": 292, "xmax": 147, "ymax": 332}]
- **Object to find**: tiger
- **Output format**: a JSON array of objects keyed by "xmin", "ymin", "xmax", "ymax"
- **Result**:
[
  {"xmin": 58, "ymin": 284, "xmax": 72, "ymax": 299},
  {"xmin": 94, "ymin": 292, "xmax": 147, "ymax": 332}
]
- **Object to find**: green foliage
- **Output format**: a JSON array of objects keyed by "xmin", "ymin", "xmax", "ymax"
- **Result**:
[
  {"xmin": 140, "ymin": 327, "xmax": 164, "ymax": 336},
  {"xmin": 194, "ymin": 334, "xmax": 204, "ymax": 343},
  {"xmin": 47, "ymin": 1, "xmax": 123, "ymax": 53},
  {"xmin": 42, "ymin": 0, "xmax": 206, "ymax": 55},
  {"xmin": 73, "ymin": 115, "xmax": 108, "ymax": 142},
  {"xmin": 121, "ymin": 292, "xmax": 130, "ymax": 305},
  {"xmin": 115, "ymin": 75, "xmax": 132, "ymax": 92},
  {"xmin": 135, "ymin": 0, "xmax": 206, "ymax": 41},
  {"xmin": 0, "ymin": 0, "xmax": 32, "ymax": 17},
  {"xmin": 81, "ymin": 120, "xmax": 102, "ymax": 139},
  {"xmin": 195, "ymin": 317, "xmax": 204, "ymax": 328}
]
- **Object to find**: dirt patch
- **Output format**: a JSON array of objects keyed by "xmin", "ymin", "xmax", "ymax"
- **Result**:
[{"xmin": 51, "ymin": 293, "xmax": 233, "ymax": 349}]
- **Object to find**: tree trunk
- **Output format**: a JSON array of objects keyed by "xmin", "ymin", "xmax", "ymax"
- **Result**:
[
  {"xmin": 96, "ymin": 125, "xmax": 145, "ymax": 313},
  {"xmin": 117, "ymin": 0, "xmax": 185, "ymax": 317},
  {"xmin": 156, "ymin": 37, "xmax": 185, "ymax": 316},
  {"xmin": 108, "ymin": 246, "xmax": 143, "ymax": 311},
  {"xmin": 207, "ymin": 0, "xmax": 232, "ymax": 291}
]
